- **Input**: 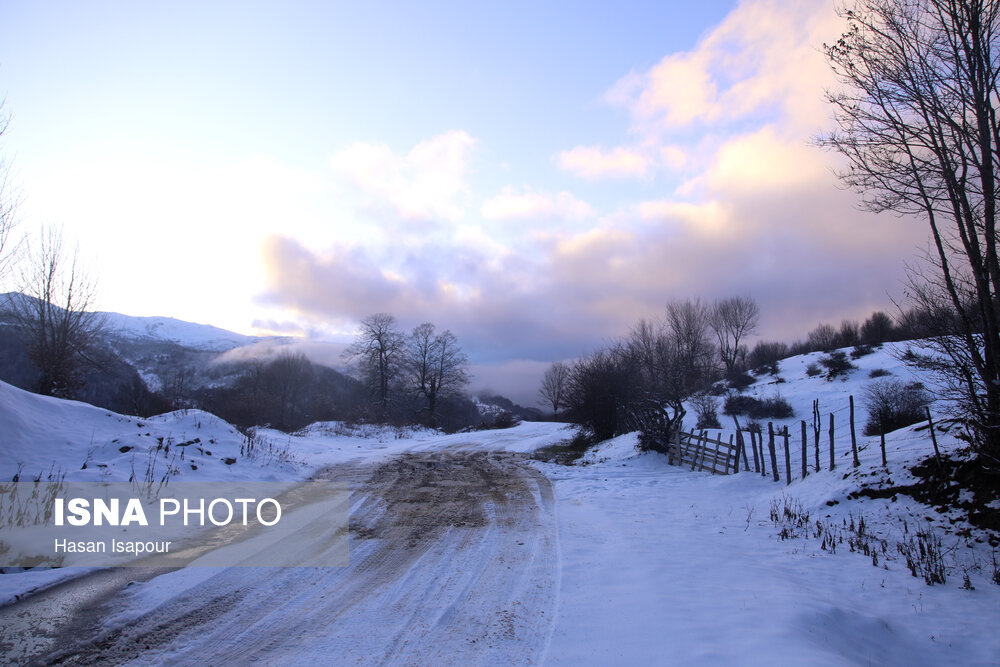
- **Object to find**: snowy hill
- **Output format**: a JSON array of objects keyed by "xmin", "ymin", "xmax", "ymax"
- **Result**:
[
  {"xmin": 682, "ymin": 341, "xmax": 952, "ymax": 466},
  {"xmin": 0, "ymin": 377, "xmax": 291, "ymax": 485},
  {"xmin": 102, "ymin": 312, "xmax": 260, "ymax": 352}
]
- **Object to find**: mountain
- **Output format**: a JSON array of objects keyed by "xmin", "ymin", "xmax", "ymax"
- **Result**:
[
  {"xmin": 0, "ymin": 293, "xmax": 348, "ymax": 417},
  {"xmin": 101, "ymin": 312, "xmax": 261, "ymax": 352}
]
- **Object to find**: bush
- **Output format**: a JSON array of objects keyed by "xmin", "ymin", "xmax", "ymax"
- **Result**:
[
  {"xmin": 868, "ymin": 368, "xmax": 892, "ymax": 378},
  {"xmin": 748, "ymin": 340, "xmax": 789, "ymax": 371},
  {"xmin": 819, "ymin": 350, "xmax": 856, "ymax": 380},
  {"xmin": 806, "ymin": 363, "xmax": 823, "ymax": 377},
  {"xmin": 531, "ymin": 429, "xmax": 597, "ymax": 464},
  {"xmin": 863, "ymin": 379, "xmax": 931, "ymax": 436},
  {"xmin": 727, "ymin": 371, "xmax": 756, "ymax": 391},
  {"xmin": 850, "ymin": 344, "xmax": 876, "ymax": 359},
  {"xmin": 723, "ymin": 393, "xmax": 794, "ymax": 419},
  {"xmin": 692, "ymin": 394, "xmax": 722, "ymax": 429}
]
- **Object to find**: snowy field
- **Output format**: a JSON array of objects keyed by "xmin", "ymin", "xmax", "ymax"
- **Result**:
[{"xmin": 1, "ymin": 343, "xmax": 998, "ymax": 665}]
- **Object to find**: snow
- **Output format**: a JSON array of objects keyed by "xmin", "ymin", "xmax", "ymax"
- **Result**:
[
  {"xmin": 1, "ymin": 342, "xmax": 999, "ymax": 664},
  {"xmin": 101, "ymin": 312, "xmax": 259, "ymax": 352},
  {"xmin": 539, "ymin": 448, "xmax": 998, "ymax": 665}
]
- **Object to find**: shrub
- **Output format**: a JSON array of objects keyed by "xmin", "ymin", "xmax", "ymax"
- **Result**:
[
  {"xmin": 868, "ymin": 368, "xmax": 892, "ymax": 378},
  {"xmin": 692, "ymin": 394, "xmax": 722, "ymax": 429},
  {"xmin": 850, "ymin": 343, "xmax": 876, "ymax": 359},
  {"xmin": 819, "ymin": 350, "xmax": 856, "ymax": 380},
  {"xmin": 723, "ymin": 393, "xmax": 794, "ymax": 419},
  {"xmin": 708, "ymin": 382, "xmax": 728, "ymax": 396},
  {"xmin": 727, "ymin": 370, "xmax": 756, "ymax": 391},
  {"xmin": 862, "ymin": 379, "xmax": 931, "ymax": 436},
  {"xmin": 748, "ymin": 340, "xmax": 788, "ymax": 371},
  {"xmin": 531, "ymin": 429, "xmax": 597, "ymax": 464},
  {"xmin": 806, "ymin": 363, "xmax": 822, "ymax": 377},
  {"xmin": 723, "ymin": 394, "xmax": 756, "ymax": 416}
]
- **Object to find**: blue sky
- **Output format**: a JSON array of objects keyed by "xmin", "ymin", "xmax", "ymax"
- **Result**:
[{"xmin": 0, "ymin": 1, "xmax": 928, "ymax": 402}]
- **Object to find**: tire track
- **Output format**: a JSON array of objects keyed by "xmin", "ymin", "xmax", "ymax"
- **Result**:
[{"xmin": 9, "ymin": 450, "xmax": 557, "ymax": 665}]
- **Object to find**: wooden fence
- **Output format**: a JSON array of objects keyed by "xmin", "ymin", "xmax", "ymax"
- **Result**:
[
  {"xmin": 664, "ymin": 396, "xmax": 944, "ymax": 484},
  {"xmin": 667, "ymin": 429, "xmax": 745, "ymax": 475}
]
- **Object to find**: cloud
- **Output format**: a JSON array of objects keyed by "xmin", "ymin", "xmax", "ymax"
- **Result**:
[
  {"xmin": 329, "ymin": 130, "xmax": 476, "ymax": 223},
  {"xmin": 556, "ymin": 145, "xmax": 650, "ymax": 179},
  {"xmin": 618, "ymin": 0, "xmax": 840, "ymax": 137},
  {"xmin": 261, "ymin": 0, "xmax": 928, "ymax": 372},
  {"xmin": 481, "ymin": 186, "xmax": 594, "ymax": 221}
]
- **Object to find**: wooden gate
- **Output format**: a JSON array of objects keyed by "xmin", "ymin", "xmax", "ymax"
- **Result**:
[{"xmin": 667, "ymin": 429, "xmax": 744, "ymax": 475}]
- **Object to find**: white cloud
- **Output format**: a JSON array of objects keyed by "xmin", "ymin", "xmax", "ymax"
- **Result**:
[
  {"xmin": 556, "ymin": 145, "xmax": 650, "ymax": 180},
  {"xmin": 329, "ymin": 130, "xmax": 476, "ymax": 223},
  {"xmin": 481, "ymin": 186, "xmax": 594, "ymax": 221},
  {"xmin": 617, "ymin": 0, "xmax": 840, "ymax": 137}
]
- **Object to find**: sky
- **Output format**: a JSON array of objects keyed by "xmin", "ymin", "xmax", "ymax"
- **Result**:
[{"xmin": 0, "ymin": 0, "xmax": 930, "ymax": 404}]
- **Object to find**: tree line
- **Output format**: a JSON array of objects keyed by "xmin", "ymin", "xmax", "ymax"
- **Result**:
[
  {"xmin": 539, "ymin": 295, "xmax": 981, "ymax": 449},
  {"xmin": 540, "ymin": 297, "xmax": 760, "ymax": 445}
]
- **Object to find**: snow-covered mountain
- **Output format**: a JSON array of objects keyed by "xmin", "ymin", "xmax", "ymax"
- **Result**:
[
  {"xmin": 2, "ymin": 291, "xmax": 267, "ymax": 354},
  {"xmin": 0, "ymin": 293, "xmax": 345, "ymax": 403},
  {"xmin": 102, "ymin": 312, "xmax": 260, "ymax": 352}
]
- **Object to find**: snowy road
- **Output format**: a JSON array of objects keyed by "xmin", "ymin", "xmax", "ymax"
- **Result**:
[{"xmin": 0, "ymin": 450, "xmax": 559, "ymax": 665}]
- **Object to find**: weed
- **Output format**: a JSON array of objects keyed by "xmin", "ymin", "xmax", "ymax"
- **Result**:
[{"xmin": 898, "ymin": 529, "xmax": 947, "ymax": 585}]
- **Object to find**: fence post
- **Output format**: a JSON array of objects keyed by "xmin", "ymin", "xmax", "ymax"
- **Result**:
[
  {"xmin": 754, "ymin": 427, "xmax": 765, "ymax": 477},
  {"xmin": 731, "ymin": 416, "xmax": 745, "ymax": 473},
  {"xmin": 849, "ymin": 395, "xmax": 860, "ymax": 467},
  {"xmin": 829, "ymin": 412, "xmax": 836, "ymax": 471},
  {"xmin": 727, "ymin": 434, "xmax": 735, "ymax": 474},
  {"xmin": 675, "ymin": 430, "xmax": 684, "ymax": 468},
  {"xmin": 801, "ymin": 420, "xmax": 808, "ymax": 479},
  {"xmin": 880, "ymin": 430, "xmax": 887, "ymax": 467},
  {"xmin": 783, "ymin": 426, "xmax": 791, "ymax": 486},
  {"xmin": 692, "ymin": 431, "xmax": 705, "ymax": 472},
  {"xmin": 768, "ymin": 422, "xmax": 779, "ymax": 483},
  {"xmin": 690, "ymin": 431, "xmax": 700, "ymax": 471},
  {"xmin": 712, "ymin": 434, "xmax": 724, "ymax": 474},
  {"xmin": 925, "ymin": 407, "xmax": 943, "ymax": 472},
  {"xmin": 812, "ymin": 399, "xmax": 821, "ymax": 472},
  {"xmin": 740, "ymin": 430, "xmax": 750, "ymax": 471}
]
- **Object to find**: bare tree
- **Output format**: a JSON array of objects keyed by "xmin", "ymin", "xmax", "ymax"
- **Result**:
[
  {"xmin": 664, "ymin": 298, "xmax": 718, "ymax": 391},
  {"xmin": 405, "ymin": 322, "xmax": 469, "ymax": 426},
  {"xmin": 819, "ymin": 0, "xmax": 1000, "ymax": 466},
  {"xmin": 861, "ymin": 310, "xmax": 896, "ymax": 344},
  {"xmin": 264, "ymin": 351, "xmax": 313, "ymax": 430},
  {"xmin": 538, "ymin": 361, "xmax": 569, "ymax": 415},
  {"xmin": 9, "ymin": 226, "xmax": 106, "ymax": 397},
  {"xmin": 562, "ymin": 302, "xmax": 719, "ymax": 446},
  {"xmin": 0, "ymin": 99, "xmax": 23, "ymax": 284},
  {"xmin": 564, "ymin": 343, "xmax": 639, "ymax": 441},
  {"xmin": 807, "ymin": 323, "xmax": 840, "ymax": 352},
  {"xmin": 342, "ymin": 312, "xmax": 404, "ymax": 418},
  {"xmin": 708, "ymin": 296, "xmax": 760, "ymax": 372}
]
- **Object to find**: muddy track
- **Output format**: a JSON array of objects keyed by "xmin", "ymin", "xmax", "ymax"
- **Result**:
[{"xmin": 0, "ymin": 450, "xmax": 558, "ymax": 666}]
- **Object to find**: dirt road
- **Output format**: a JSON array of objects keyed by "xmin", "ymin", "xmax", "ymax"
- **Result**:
[{"xmin": 0, "ymin": 450, "xmax": 559, "ymax": 665}]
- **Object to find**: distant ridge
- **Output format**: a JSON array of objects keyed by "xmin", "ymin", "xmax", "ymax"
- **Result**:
[
  {"xmin": 1, "ymin": 292, "xmax": 259, "ymax": 353},
  {"xmin": 101, "ymin": 312, "xmax": 260, "ymax": 352}
]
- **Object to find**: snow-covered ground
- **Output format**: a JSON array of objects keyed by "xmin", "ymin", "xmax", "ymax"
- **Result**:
[
  {"xmin": 1, "ymin": 342, "xmax": 998, "ymax": 665},
  {"xmin": 545, "ymin": 433, "xmax": 998, "ymax": 665}
]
